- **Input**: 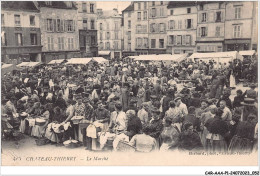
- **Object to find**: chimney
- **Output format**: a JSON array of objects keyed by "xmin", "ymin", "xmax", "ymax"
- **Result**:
[
  {"xmin": 97, "ymin": 9, "xmax": 103, "ymax": 16},
  {"xmin": 113, "ymin": 8, "xmax": 118, "ymax": 14}
]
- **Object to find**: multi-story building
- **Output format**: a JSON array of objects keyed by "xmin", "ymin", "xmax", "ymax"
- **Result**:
[
  {"xmin": 75, "ymin": 1, "xmax": 98, "ymax": 57},
  {"xmin": 122, "ymin": 3, "xmax": 135, "ymax": 57},
  {"xmin": 123, "ymin": 1, "xmax": 169, "ymax": 55},
  {"xmin": 36, "ymin": 1, "xmax": 80, "ymax": 63},
  {"xmin": 97, "ymin": 8, "xmax": 123, "ymax": 59},
  {"xmin": 132, "ymin": 1, "xmax": 149, "ymax": 55},
  {"xmin": 196, "ymin": 2, "xmax": 226, "ymax": 53},
  {"xmin": 224, "ymin": 1, "xmax": 257, "ymax": 51},
  {"xmin": 167, "ymin": 1, "xmax": 197, "ymax": 54},
  {"xmin": 1, "ymin": 1, "xmax": 42, "ymax": 64},
  {"xmin": 147, "ymin": 1, "xmax": 169, "ymax": 54}
]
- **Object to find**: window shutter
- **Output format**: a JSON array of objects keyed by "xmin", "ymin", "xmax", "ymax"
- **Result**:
[
  {"xmin": 221, "ymin": 26, "xmax": 224, "ymax": 37},
  {"xmin": 173, "ymin": 35, "xmax": 176, "ymax": 45},
  {"xmin": 190, "ymin": 36, "xmax": 192, "ymax": 45},
  {"xmin": 53, "ymin": 19, "xmax": 56, "ymax": 32},
  {"xmin": 155, "ymin": 8, "xmax": 157, "ymax": 17},
  {"xmin": 214, "ymin": 12, "xmax": 217, "ymax": 22},
  {"xmin": 168, "ymin": 21, "xmax": 170, "ymax": 30},
  {"xmin": 56, "ymin": 19, "xmax": 59, "ymax": 32},
  {"xmin": 182, "ymin": 35, "xmax": 186, "ymax": 45},
  {"xmin": 167, "ymin": 36, "xmax": 169, "ymax": 45},
  {"xmin": 185, "ymin": 19, "xmax": 187, "ymax": 29},
  {"xmin": 199, "ymin": 13, "xmax": 201, "ymax": 23},
  {"xmin": 73, "ymin": 20, "xmax": 76, "ymax": 31},
  {"xmin": 221, "ymin": 11, "xmax": 224, "ymax": 22},
  {"xmin": 64, "ymin": 20, "xmax": 67, "ymax": 32},
  {"xmin": 206, "ymin": 13, "xmax": 208, "ymax": 22},
  {"xmin": 205, "ymin": 27, "xmax": 208, "ymax": 36},
  {"xmin": 150, "ymin": 9, "xmax": 152, "ymax": 18},
  {"xmin": 60, "ymin": 20, "xmax": 63, "ymax": 32},
  {"xmin": 198, "ymin": 27, "xmax": 201, "ymax": 37},
  {"xmin": 191, "ymin": 19, "xmax": 193, "ymax": 29},
  {"xmin": 173, "ymin": 20, "xmax": 175, "ymax": 29},
  {"xmin": 44, "ymin": 19, "xmax": 47, "ymax": 31},
  {"xmin": 164, "ymin": 23, "xmax": 166, "ymax": 32},
  {"xmin": 180, "ymin": 20, "xmax": 182, "ymax": 29},
  {"xmin": 239, "ymin": 25, "xmax": 243, "ymax": 38}
]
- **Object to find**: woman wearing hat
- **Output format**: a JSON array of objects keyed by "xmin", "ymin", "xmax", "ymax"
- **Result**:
[
  {"xmin": 228, "ymin": 114, "xmax": 257, "ymax": 154},
  {"xmin": 205, "ymin": 109, "xmax": 229, "ymax": 152},
  {"xmin": 178, "ymin": 122, "xmax": 203, "ymax": 151},
  {"xmin": 160, "ymin": 117, "xmax": 180, "ymax": 151}
]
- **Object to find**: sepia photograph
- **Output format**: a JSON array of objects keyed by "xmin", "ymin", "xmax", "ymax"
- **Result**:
[{"xmin": 0, "ymin": 0, "xmax": 259, "ymax": 174}]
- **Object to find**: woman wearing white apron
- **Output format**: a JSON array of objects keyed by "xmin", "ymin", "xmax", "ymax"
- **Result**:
[{"xmin": 230, "ymin": 70, "xmax": 236, "ymax": 88}]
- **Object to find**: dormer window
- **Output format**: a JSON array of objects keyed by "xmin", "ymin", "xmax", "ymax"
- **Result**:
[
  {"xmin": 65, "ymin": 2, "xmax": 72, "ymax": 8},
  {"xmin": 46, "ymin": 1, "xmax": 52, "ymax": 6}
]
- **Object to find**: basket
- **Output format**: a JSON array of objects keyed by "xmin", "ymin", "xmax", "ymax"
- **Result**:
[
  {"xmin": 117, "ymin": 141, "xmax": 136, "ymax": 152},
  {"xmin": 35, "ymin": 118, "xmax": 46, "ymax": 126},
  {"xmin": 35, "ymin": 121, "xmax": 46, "ymax": 126},
  {"xmin": 35, "ymin": 138, "xmax": 48, "ymax": 146}
]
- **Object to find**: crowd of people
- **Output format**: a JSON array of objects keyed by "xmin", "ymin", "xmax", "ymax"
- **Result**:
[{"xmin": 1, "ymin": 55, "xmax": 258, "ymax": 153}]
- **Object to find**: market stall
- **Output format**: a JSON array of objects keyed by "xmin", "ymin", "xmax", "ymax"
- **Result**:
[
  {"xmin": 1, "ymin": 64, "xmax": 21, "ymax": 75},
  {"xmin": 17, "ymin": 62, "xmax": 42, "ymax": 68},
  {"xmin": 65, "ymin": 58, "xmax": 92, "ymax": 65},
  {"xmin": 92, "ymin": 57, "xmax": 109, "ymax": 64},
  {"xmin": 188, "ymin": 51, "xmax": 243, "ymax": 65},
  {"xmin": 47, "ymin": 59, "xmax": 67, "ymax": 65},
  {"xmin": 134, "ymin": 54, "xmax": 188, "ymax": 66}
]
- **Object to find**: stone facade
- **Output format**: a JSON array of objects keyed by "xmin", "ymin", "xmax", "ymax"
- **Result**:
[
  {"xmin": 39, "ymin": 5, "xmax": 80, "ymax": 63},
  {"xmin": 196, "ymin": 2, "xmax": 225, "ymax": 53},
  {"xmin": 224, "ymin": 1, "xmax": 256, "ymax": 51},
  {"xmin": 75, "ymin": 1, "xmax": 98, "ymax": 57},
  {"xmin": 122, "ymin": 3, "xmax": 135, "ymax": 57},
  {"xmin": 97, "ymin": 8, "xmax": 123, "ymax": 59},
  {"xmin": 1, "ymin": 2, "xmax": 42, "ymax": 64},
  {"xmin": 167, "ymin": 2, "xmax": 197, "ymax": 54}
]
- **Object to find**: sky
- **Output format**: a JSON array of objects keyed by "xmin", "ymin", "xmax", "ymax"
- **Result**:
[{"xmin": 96, "ymin": 1, "xmax": 131, "ymax": 13}]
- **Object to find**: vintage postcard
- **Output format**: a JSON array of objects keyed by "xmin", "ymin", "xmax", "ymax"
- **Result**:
[{"xmin": 1, "ymin": 0, "xmax": 258, "ymax": 171}]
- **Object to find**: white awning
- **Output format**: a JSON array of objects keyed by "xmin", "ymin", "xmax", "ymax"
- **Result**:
[
  {"xmin": 65, "ymin": 58, "xmax": 92, "ymax": 65},
  {"xmin": 92, "ymin": 57, "xmax": 109, "ymax": 64},
  {"xmin": 98, "ymin": 51, "xmax": 111, "ymax": 56},
  {"xmin": 17, "ymin": 62, "xmax": 41, "ymax": 67},
  {"xmin": 188, "ymin": 51, "xmax": 243, "ymax": 61},
  {"xmin": 2, "ymin": 64, "xmax": 13, "ymax": 69},
  {"xmin": 239, "ymin": 50, "xmax": 256, "ymax": 56},
  {"xmin": 135, "ymin": 54, "xmax": 188, "ymax": 62},
  {"xmin": 48, "ymin": 59, "xmax": 65, "ymax": 65}
]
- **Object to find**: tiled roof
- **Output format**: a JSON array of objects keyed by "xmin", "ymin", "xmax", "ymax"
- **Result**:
[
  {"xmin": 167, "ymin": 1, "xmax": 197, "ymax": 8},
  {"xmin": 1, "ymin": 1, "xmax": 39, "ymax": 12},
  {"xmin": 122, "ymin": 3, "xmax": 134, "ymax": 12},
  {"xmin": 98, "ymin": 10, "xmax": 122, "ymax": 18},
  {"xmin": 37, "ymin": 1, "xmax": 77, "ymax": 10}
]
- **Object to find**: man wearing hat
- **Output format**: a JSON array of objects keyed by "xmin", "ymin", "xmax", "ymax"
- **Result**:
[
  {"xmin": 75, "ymin": 82, "xmax": 85, "ymax": 95},
  {"xmin": 243, "ymin": 83, "xmax": 257, "ymax": 100}
]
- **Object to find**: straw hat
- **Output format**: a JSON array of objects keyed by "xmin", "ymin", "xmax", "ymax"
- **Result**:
[{"xmin": 241, "ymin": 98, "xmax": 256, "ymax": 106}]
